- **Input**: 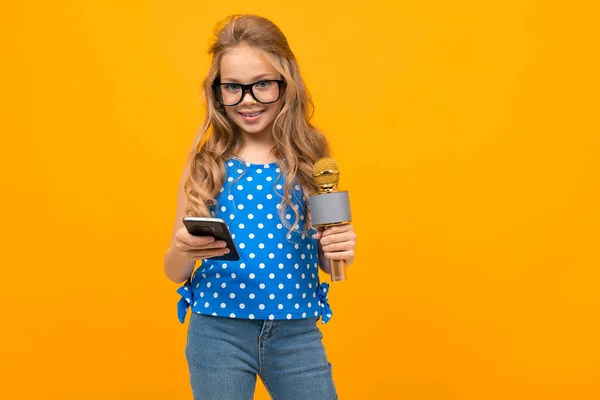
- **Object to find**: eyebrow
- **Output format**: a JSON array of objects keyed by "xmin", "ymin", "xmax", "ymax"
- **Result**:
[{"xmin": 220, "ymin": 73, "xmax": 277, "ymax": 83}]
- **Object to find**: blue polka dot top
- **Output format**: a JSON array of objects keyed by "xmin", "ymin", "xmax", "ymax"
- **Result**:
[{"xmin": 177, "ymin": 157, "xmax": 332, "ymax": 324}]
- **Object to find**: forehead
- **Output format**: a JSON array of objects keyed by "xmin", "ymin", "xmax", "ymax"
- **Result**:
[{"xmin": 220, "ymin": 45, "xmax": 279, "ymax": 82}]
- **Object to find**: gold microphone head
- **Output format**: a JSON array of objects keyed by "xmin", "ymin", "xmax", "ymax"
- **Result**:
[{"xmin": 313, "ymin": 157, "xmax": 339, "ymax": 192}]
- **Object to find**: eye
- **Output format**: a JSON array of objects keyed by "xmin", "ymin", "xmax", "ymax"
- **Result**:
[
  {"xmin": 223, "ymin": 84, "xmax": 241, "ymax": 92},
  {"xmin": 254, "ymin": 81, "xmax": 271, "ymax": 89}
]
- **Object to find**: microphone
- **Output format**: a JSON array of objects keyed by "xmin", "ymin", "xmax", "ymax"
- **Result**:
[{"xmin": 309, "ymin": 157, "xmax": 352, "ymax": 282}]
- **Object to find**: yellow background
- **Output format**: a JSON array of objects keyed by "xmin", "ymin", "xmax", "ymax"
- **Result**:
[{"xmin": 1, "ymin": 1, "xmax": 599, "ymax": 399}]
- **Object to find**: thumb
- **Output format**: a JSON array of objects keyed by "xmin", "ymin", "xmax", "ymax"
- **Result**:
[{"xmin": 315, "ymin": 227, "xmax": 325, "ymax": 240}]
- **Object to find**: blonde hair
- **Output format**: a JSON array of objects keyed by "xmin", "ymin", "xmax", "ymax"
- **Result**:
[{"xmin": 184, "ymin": 14, "xmax": 330, "ymax": 235}]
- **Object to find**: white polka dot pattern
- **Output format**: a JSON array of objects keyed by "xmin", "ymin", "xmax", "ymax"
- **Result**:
[{"xmin": 176, "ymin": 158, "xmax": 331, "ymax": 324}]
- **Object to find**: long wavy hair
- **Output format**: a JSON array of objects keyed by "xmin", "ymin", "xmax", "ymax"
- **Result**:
[{"xmin": 184, "ymin": 14, "xmax": 330, "ymax": 235}]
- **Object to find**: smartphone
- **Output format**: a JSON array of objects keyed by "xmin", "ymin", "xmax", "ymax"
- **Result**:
[{"xmin": 182, "ymin": 217, "xmax": 240, "ymax": 261}]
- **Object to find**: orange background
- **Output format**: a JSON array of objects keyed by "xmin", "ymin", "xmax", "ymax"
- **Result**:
[{"xmin": 1, "ymin": 1, "xmax": 599, "ymax": 399}]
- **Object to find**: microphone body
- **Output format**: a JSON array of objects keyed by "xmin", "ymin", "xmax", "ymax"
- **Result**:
[{"xmin": 309, "ymin": 158, "xmax": 352, "ymax": 282}]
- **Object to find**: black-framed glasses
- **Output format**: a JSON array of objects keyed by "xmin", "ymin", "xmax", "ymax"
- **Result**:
[{"xmin": 212, "ymin": 79, "xmax": 285, "ymax": 106}]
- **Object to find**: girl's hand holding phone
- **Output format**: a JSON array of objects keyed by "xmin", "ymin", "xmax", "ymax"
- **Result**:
[{"xmin": 174, "ymin": 226, "xmax": 230, "ymax": 261}]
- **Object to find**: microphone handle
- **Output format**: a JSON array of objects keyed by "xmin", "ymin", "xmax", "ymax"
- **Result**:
[
  {"xmin": 323, "ymin": 222, "xmax": 348, "ymax": 282},
  {"xmin": 330, "ymin": 258, "xmax": 347, "ymax": 281}
]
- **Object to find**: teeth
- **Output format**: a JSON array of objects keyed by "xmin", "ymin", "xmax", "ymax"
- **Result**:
[{"xmin": 242, "ymin": 111, "xmax": 261, "ymax": 117}]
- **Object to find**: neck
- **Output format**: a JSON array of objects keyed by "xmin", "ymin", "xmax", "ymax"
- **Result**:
[{"xmin": 237, "ymin": 129, "xmax": 277, "ymax": 164}]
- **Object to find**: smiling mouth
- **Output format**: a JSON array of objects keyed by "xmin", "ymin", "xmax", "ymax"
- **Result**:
[{"xmin": 239, "ymin": 111, "xmax": 264, "ymax": 117}]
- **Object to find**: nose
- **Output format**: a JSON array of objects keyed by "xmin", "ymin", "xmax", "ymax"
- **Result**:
[{"xmin": 240, "ymin": 88, "xmax": 256, "ymax": 105}]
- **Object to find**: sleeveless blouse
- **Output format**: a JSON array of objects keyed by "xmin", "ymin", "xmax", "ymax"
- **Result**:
[{"xmin": 177, "ymin": 157, "xmax": 332, "ymax": 324}]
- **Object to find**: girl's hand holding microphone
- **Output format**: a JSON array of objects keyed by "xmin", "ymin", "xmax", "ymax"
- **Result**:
[
  {"xmin": 316, "ymin": 224, "xmax": 357, "ymax": 266},
  {"xmin": 174, "ymin": 227, "xmax": 230, "ymax": 261}
]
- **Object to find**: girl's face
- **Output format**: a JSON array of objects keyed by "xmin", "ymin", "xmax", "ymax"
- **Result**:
[{"xmin": 218, "ymin": 45, "xmax": 284, "ymax": 139}]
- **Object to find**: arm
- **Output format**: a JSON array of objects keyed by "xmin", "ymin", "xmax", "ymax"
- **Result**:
[
  {"xmin": 164, "ymin": 163, "xmax": 196, "ymax": 284},
  {"xmin": 164, "ymin": 164, "xmax": 231, "ymax": 283},
  {"xmin": 317, "ymin": 239, "xmax": 332, "ymax": 274}
]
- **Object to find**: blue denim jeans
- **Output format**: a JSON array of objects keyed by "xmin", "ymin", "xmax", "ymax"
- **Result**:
[{"xmin": 185, "ymin": 313, "xmax": 338, "ymax": 399}]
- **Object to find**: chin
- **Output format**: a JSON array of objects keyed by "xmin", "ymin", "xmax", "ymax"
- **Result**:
[
  {"xmin": 241, "ymin": 124, "xmax": 271, "ymax": 135},
  {"xmin": 242, "ymin": 126, "xmax": 271, "ymax": 136}
]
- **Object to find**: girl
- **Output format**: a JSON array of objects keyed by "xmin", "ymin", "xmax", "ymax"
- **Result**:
[{"xmin": 164, "ymin": 14, "xmax": 357, "ymax": 400}]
